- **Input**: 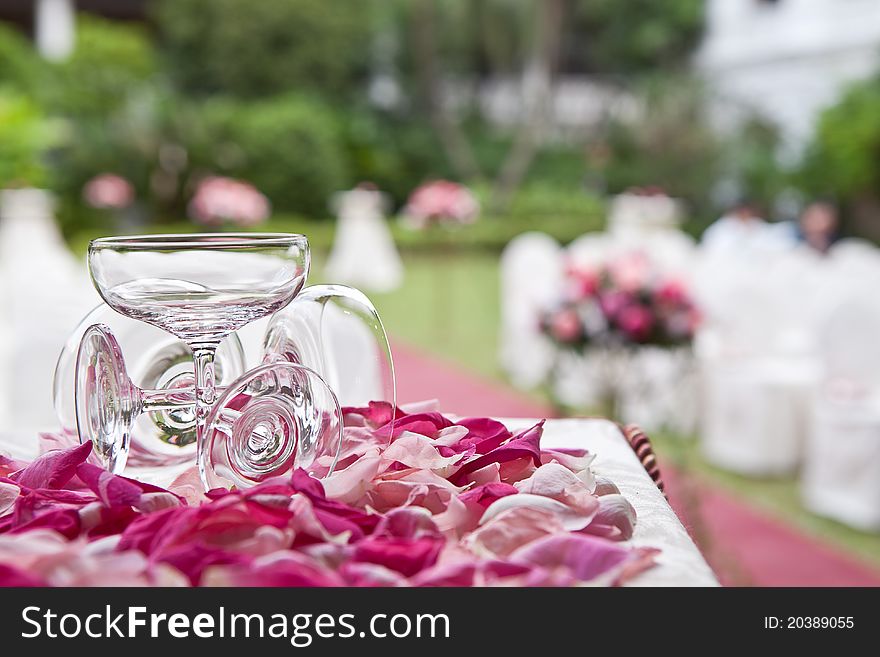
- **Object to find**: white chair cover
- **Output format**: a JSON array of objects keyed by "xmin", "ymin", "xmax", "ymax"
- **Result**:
[
  {"xmin": 498, "ymin": 232, "xmax": 563, "ymax": 389},
  {"xmin": 801, "ymin": 294, "xmax": 880, "ymax": 530},
  {"xmin": 694, "ymin": 251, "xmax": 821, "ymax": 474},
  {"xmin": 802, "ymin": 398, "xmax": 880, "ymax": 531},
  {"xmin": 0, "ymin": 189, "xmax": 99, "ymax": 441}
]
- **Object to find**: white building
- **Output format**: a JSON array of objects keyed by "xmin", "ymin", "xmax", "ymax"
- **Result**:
[{"xmin": 697, "ymin": 0, "xmax": 880, "ymax": 157}]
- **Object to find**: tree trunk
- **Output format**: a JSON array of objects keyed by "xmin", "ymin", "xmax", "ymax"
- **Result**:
[
  {"xmin": 411, "ymin": 0, "xmax": 483, "ymax": 182},
  {"xmin": 490, "ymin": 0, "xmax": 565, "ymax": 213}
]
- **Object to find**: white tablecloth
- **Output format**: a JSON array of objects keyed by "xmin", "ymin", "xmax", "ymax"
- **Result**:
[{"xmin": 1, "ymin": 418, "xmax": 719, "ymax": 586}]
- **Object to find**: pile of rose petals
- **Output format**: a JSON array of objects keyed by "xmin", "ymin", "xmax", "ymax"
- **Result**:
[{"xmin": 0, "ymin": 402, "xmax": 657, "ymax": 587}]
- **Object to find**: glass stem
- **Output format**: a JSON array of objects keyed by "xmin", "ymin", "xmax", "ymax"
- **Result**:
[
  {"xmin": 140, "ymin": 387, "xmax": 197, "ymax": 413},
  {"xmin": 190, "ymin": 341, "xmax": 220, "ymax": 485}
]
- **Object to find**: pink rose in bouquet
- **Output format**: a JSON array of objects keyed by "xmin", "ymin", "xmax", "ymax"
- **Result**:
[
  {"xmin": 654, "ymin": 278, "xmax": 689, "ymax": 306},
  {"xmin": 83, "ymin": 173, "xmax": 134, "ymax": 210},
  {"xmin": 616, "ymin": 304, "xmax": 654, "ymax": 342},
  {"xmin": 607, "ymin": 252, "xmax": 651, "ymax": 292},
  {"xmin": 548, "ymin": 307, "xmax": 583, "ymax": 344},
  {"xmin": 188, "ymin": 176, "xmax": 271, "ymax": 227},
  {"xmin": 598, "ymin": 289, "xmax": 631, "ymax": 320},
  {"xmin": 564, "ymin": 264, "xmax": 600, "ymax": 301}
]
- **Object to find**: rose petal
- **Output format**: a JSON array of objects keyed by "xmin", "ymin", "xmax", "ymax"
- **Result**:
[
  {"xmin": 353, "ymin": 536, "xmax": 444, "ymax": 577},
  {"xmin": 514, "ymin": 462, "xmax": 597, "ymax": 512},
  {"xmin": 321, "ymin": 450, "xmax": 383, "ymax": 504},
  {"xmin": 448, "ymin": 421, "xmax": 544, "ymax": 486},
  {"xmin": 480, "ymin": 492, "xmax": 597, "ymax": 531},
  {"xmin": 466, "ymin": 506, "xmax": 564, "ymax": 558},
  {"xmin": 511, "ymin": 533, "xmax": 657, "ymax": 584},
  {"xmin": 382, "ymin": 432, "xmax": 466, "ymax": 474},
  {"xmin": 11, "ymin": 442, "xmax": 92, "ymax": 490},
  {"xmin": 0, "ymin": 482, "xmax": 20, "ymax": 518},
  {"xmin": 582, "ymin": 494, "xmax": 637, "ymax": 541}
]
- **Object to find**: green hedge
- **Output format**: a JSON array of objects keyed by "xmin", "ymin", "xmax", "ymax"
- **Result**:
[
  {"xmin": 185, "ymin": 95, "xmax": 349, "ymax": 216},
  {"xmin": 154, "ymin": 0, "xmax": 373, "ymax": 100}
]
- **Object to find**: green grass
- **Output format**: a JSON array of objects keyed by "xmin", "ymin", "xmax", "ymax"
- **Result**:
[{"xmin": 312, "ymin": 249, "xmax": 505, "ymax": 381}]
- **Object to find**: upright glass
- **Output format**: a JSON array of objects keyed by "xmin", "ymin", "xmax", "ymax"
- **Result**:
[{"xmin": 84, "ymin": 233, "xmax": 309, "ymax": 484}]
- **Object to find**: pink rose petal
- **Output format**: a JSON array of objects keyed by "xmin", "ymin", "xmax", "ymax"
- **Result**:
[
  {"xmin": 480, "ymin": 492, "xmax": 597, "ymax": 531},
  {"xmin": 11, "ymin": 442, "xmax": 92, "ymax": 490},
  {"xmin": 448, "ymin": 421, "xmax": 544, "ymax": 486},
  {"xmin": 511, "ymin": 533, "xmax": 656, "ymax": 584},
  {"xmin": 581, "ymin": 494, "xmax": 637, "ymax": 541},
  {"xmin": 466, "ymin": 507, "xmax": 564, "ymax": 558}
]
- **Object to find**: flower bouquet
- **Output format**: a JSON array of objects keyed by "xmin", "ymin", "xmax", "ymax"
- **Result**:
[
  {"xmin": 401, "ymin": 180, "xmax": 479, "ymax": 230},
  {"xmin": 540, "ymin": 251, "xmax": 700, "ymax": 419}
]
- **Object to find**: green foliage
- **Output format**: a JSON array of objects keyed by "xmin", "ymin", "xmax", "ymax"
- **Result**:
[
  {"xmin": 342, "ymin": 109, "xmax": 452, "ymax": 206},
  {"xmin": 0, "ymin": 23, "xmax": 52, "ymax": 96},
  {"xmin": 47, "ymin": 15, "xmax": 157, "ymax": 118},
  {"xmin": 0, "ymin": 90, "xmax": 59, "ymax": 187},
  {"xmin": 800, "ymin": 78, "xmax": 880, "ymax": 199},
  {"xmin": 567, "ymin": 0, "xmax": 705, "ymax": 75},
  {"xmin": 153, "ymin": 0, "xmax": 374, "ymax": 99},
  {"xmin": 185, "ymin": 95, "xmax": 349, "ymax": 216},
  {"xmin": 722, "ymin": 117, "xmax": 790, "ymax": 214},
  {"xmin": 598, "ymin": 78, "xmax": 721, "ymax": 230},
  {"xmin": 391, "ymin": 0, "xmax": 704, "ymax": 83}
]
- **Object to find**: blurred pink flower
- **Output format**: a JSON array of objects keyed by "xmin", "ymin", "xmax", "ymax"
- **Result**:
[
  {"xmin": 616, "ymin": 304, "xmax": 654, "ymax": 341},
  {"xmin": 403, "ymin": 180, "xmax": 479, "ymax": 227},
  {"xmin": 189, "ymin": 176, "xmax": 271, "ymax": 227},
  {"xmin": 607, "ymin": 252, "xmax": 651, "ymax": 292},
  {"xmin": 82, "ymin": 174, "xmax": 134, "ymax": 210},
  {"xmin": 566, "ymin": 266, "xmax": 599, "ymax": 301},
  {"xmin": 655, "ymin": 278, "xmax": 690, "ymax": 305},
  {"xmin": 598, "ymin": 290, "xmax": 631, "ymax": 319},
  {"xmin": 548, "ymin": 308, "xmax": 583, "ymax": 343}
]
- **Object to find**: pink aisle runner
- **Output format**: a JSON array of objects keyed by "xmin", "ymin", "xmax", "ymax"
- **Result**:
[{"xmin": 392, "ymin": 340, "xmax": 880, "ymax": 587}]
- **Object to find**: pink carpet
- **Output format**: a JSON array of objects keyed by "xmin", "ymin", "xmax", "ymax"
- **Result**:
[
  {"xmin": 393, "ymin": 341, "xmax": 553, "ymax": 418},
  {"xmin": 393, "ymin": 339, "xmax": 880, "ymax": 587}
]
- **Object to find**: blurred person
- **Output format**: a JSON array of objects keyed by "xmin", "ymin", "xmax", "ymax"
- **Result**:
[
  {"xmin": 797, "ymin": 200, "xmax": 840, "ymax": 254},
  {"xmin": 700, "ymin": 199, "xmax": 773, "ymax": 255}
]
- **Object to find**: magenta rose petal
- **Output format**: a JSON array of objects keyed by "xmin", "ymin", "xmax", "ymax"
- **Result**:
[
  {"xmin": 353, "ymin": 536, "xmax": 444, "ymax": 577},
  {"xmin": 0, "ymin": 455, "xmax": 28, "ymax": 478},
  {"xmin": 374, "ymin": 412, "xmax": 454, "ymax": 439},
  {"xmin": 0, "ymin": 562, "xmax": 46, "ymax": 587},
  {"xmin": 448, "ymin": 420, "xmax": 544, "ymax": 486},
  {"xmin": 10, "ymin": 442, "xmax": 92, "ymax": 490},
  {"xmin": 342, "ymin": 401, "xmax": 405, "ymax": 429}
]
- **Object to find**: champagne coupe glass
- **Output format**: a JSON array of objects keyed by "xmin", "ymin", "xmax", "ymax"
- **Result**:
[
  {"xmin": 55, "ymin": 303, "xmax": 246, "ymax": 471},
  {"xmin": 86, "ymin": 233, "xmax": 309, "ymax": 484}
]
